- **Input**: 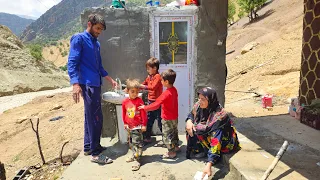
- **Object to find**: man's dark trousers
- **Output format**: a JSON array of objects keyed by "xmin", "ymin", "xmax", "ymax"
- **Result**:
[{"xmin": 81, "ymin": 84, "xmax": 103, "ymax": 156}]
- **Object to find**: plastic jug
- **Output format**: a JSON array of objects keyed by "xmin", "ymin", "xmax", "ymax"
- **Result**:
[{"xmin": 262, "ymin": 94, "xmax": 273, "ymax": 108}]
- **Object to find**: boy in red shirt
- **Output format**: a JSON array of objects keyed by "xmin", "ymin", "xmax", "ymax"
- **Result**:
[
  {"xmin": 140, "ymin": 57, "xmax": 163, "ymax": 143},
  {"xmin": 122, "ymin": 79, "xmax": 147, "ymax": 171},
  {"xmin": 139, "ymin": 69, "xmax": 180, "ymax": 159}
]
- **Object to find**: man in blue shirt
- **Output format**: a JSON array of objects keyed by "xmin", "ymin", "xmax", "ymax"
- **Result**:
[{"xmin": 68, "ymin": 14, "xmax": 116, "ymax": 165}]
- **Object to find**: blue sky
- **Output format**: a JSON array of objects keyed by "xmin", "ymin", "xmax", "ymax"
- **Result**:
[{"xmin": 0, "ymin": 0, "xmax": 62, "ymax": 18}]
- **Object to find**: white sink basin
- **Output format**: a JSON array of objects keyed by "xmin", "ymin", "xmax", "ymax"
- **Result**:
[{"xmin": 102, "ymin": 91, "xmax": 142, "ymax": 105}]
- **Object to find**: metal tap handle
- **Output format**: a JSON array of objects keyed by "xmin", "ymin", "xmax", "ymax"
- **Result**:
[{"xmin": 115, "ymin": 78, "xmax": 122, "ymax": 94}]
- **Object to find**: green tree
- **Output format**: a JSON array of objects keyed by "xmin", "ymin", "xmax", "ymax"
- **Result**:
[
  {"xmin": 228, "ymin": 1, "xmax": 236, "ymax": 24},
  {"xmin": 237, "ymin": 0, "xmax": 267, "ymax": 22},
  {"xmin": 28, "ymin": 44, "xmax": 43, "ymax": 61}
]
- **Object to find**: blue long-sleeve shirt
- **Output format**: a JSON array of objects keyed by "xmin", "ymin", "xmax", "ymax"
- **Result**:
[{"xmin": 67, "ymin": 31, "xmax": 108, "ymax": 87}]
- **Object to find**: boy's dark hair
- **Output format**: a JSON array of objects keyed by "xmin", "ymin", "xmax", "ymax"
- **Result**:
[
  {"xmin": 161, "ymin": 69, "xmax": 176, "ymax": 85},
  {"xmin": 88, "ymin": 14, "xmax": 106, "ymax": 30},
  {"xmin": 126, "ymin": 79, "xmax": 140, "ymax": 89},
  {"xmin": 146, "ymin": 57, "xmax": 160, "ymax": 70}
]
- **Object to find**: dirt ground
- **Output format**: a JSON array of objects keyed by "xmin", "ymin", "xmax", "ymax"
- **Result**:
[
  {"xmin": 1, "ymin": 0, "xmax": 317, "ymax": 179},
  {"xmin": 0, "ymin": 92, "xmax": 84, "ymax": 179},
  {"xmin": 42, "ymin": 39, "xmax": 70, "ymax": 68}
]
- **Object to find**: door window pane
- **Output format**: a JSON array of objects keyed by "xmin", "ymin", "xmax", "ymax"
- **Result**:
[{"xmin": 159, "ymin": 21, "xmax": 188, "ymax": 64}]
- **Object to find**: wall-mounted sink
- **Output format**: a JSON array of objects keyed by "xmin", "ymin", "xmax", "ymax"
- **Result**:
[{"xmin": 102, "ymin": 91, "xmax": 142, "ymax": 105}]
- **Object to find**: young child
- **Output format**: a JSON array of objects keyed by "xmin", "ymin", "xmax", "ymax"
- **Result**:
[
  {"xmin": 140, "ymin": 57, "xmax": 163, "ymax": 143},
  {"xmin": 139, "ymin": 69, "xmax": 180, "ymax": 159},
  {"xmin": 122, "ymin": 79, "xmax": 147, "ymax": 171}
]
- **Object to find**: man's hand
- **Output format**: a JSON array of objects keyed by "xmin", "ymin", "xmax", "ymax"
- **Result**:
[
  {"xmin": 141, "ymin": 126, "xmax": 147, "ymax": 132},
  {"xmin": 72, "ymin": 84, "xmax": 82, "ymax": 103},
  {"xmin": 124, "ymin": 124, "xmax": 129, "ymax": 130},
  {"xmin": 104, "ymin": 76, "xmax": 118, "ymax": 88},
  {"xmin": 186, "ymin": 119, "xmax": 196, "ymax": 137},
  {"xmin": 111, "ymin": 79, "xmax": 118, "ymax": 88},
  {"xmin": 202, "ymin": 162, "xmax": 213, "ymax": 179}
]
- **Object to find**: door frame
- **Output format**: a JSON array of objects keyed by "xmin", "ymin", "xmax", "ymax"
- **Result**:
[{"xmin": 149, "ymin": 8, "xmax": 198, "ymax": 126}]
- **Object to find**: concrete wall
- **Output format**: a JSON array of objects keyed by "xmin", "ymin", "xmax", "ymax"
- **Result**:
[
  {"xmin": 81, "ymin": 2, "xmax": 227, "ymax": 138},
  {"xmin": 195, "ymin": 0, "xmax": 228, "ymax": 106},
  {"xmin": 81, "ymin": 8, "xmax": 150, "ymax": 137}
]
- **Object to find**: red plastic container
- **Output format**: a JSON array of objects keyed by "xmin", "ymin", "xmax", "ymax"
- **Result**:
[{"xmin": 262, "ymin": 94, "xmax": 273, "ymax": 108}]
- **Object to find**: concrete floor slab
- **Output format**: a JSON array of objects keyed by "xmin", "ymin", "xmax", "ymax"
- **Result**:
[{"xmin": 60, "ymin": 136, "xmax": 229, "ymax": 180}]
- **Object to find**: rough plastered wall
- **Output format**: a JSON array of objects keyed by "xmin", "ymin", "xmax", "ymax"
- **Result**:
[
  {"xmin": 81, "ymin": 2, "xmax": 227, "ymax": 138},
  {"xmin": 81, "ymin": 7, "xmax": 150, "ymax": 137},
  {"xmin": 195, "ymin": 0, "xmax": 228, "ymax": 106}
]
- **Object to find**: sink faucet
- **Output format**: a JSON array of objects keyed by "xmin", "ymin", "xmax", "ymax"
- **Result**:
[{"xmin": 115, "ymin": 78, "xmax": 123, "ymax": 95}]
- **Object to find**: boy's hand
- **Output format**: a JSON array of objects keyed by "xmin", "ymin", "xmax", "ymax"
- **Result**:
[
  {"xmin": 138, "ymin": 105, "xmax": 145, "ymax": 110},
  {"xmin": 124, "ymin": 124, "xmax": 129, "ymax": 130},
  {"xmin": 139, "ymin": 84, "xmax": 146, "ymax": 89},
  {"xmin": 141, "ymin": 126, "xmax": 147, "ymax": 132}
]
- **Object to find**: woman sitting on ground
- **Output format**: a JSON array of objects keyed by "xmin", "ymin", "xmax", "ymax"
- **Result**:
[{"xmin": 185, "ymin": 87, "xmax": 241, "ymax": 177}]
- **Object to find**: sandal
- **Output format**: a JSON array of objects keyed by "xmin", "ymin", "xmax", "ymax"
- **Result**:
[
  {"xmin": 91, "ymin": 154, "xmax": 113, "ymax": 165},
  {"xmin": 162, "ymin": 152, "xmax": 176, "ymax": 159},
  {"xmin": 126, "ymin": 156, "xmax": 135, "ymax": 163},
  {"xmin": 84, "ymin": 145, "xmax": 107, "ymax": 156},
  {"xmin": 131, "ymin": 161, "xmax": 140, "ymax": 171}
]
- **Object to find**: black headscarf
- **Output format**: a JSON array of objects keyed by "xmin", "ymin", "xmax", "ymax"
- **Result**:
[
  {"xmin": 191, "ymin": 87, "xmax": 230, "ymax": 135},
  {"xmin": 197, "ymin": 87, "xmax": 220, "ymax": 118}
]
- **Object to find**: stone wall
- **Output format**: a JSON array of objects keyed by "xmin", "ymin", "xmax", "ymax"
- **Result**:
[{"xmin": 81, "ymin": 2, "xmax": 228, "ymax": 138}]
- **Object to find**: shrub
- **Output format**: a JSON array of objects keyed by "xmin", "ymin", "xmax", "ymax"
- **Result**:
[
  {"xmin": 228, "ymin": 1, "xmax": 236, "ymax": 24},
  {"xmin": 28, "ymin": 44, "xmax": 43, "ymax": 61},
  {"xmin": 59, "ymin": 64, "xmax": 67, "ymax": 71},
  {"xmin": 50, "ymin": 50, "xmax": 54, "ymax": 54},
  {"xmin": 61, "ymin": 51, "xmax": 68, "ymax": 57},
  {"xmin": 50, "ymin": 41, "xmax": 57, "ymax": 46}
]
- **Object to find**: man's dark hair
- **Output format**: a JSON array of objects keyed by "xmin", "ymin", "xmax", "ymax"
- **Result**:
[
  {"xmin": 161, "ymin": 69, "xmax": 176, "ymax": 85},
  {"xmin": 88, "ymin": 14, "xmax": 106, "ymax": 30},
  {"xmin": 146, "ymin": 57, "xmax": 160, "ymax": 70}
]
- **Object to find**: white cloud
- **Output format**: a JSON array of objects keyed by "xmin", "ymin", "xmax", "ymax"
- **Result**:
[{"xmin": 0, "ymin": 0, "xmax": 62, "ymax": 18}]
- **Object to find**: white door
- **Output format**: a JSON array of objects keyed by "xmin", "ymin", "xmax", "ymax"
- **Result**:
[{"xmin": 153, "ymin": 17, "xmax": 194, "ymax": 132}]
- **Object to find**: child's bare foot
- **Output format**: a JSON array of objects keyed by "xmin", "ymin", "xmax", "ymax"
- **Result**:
[
  {"xmin": 126, "ymin": 156, "xmax": 135, "ymax": 163},
  {"xmin": 162, "ymin": 151, "xmax": 176, "ymax": 159}
]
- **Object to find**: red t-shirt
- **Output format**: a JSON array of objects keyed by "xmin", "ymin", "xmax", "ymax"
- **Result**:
[
  {"xmin": 142, "ymin": 73, "xmax": 163, "ymax": 101},
  {"xmin": 122, "ymin": 97, "xmax": 147, "ymax": 129},
  {"xmin": 144, "ymin": 87, "xmax": 178, "ymax": 120}
]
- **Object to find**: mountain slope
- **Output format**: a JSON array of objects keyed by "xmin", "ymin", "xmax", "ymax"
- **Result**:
[
  {"xmin": 225, "ymin": 0, "xmax": 303, "ymax": 107},
  {"xmin": 0, "ymin": 25, "xmax": 69, "ymax": 96},
  {"xmin": 0, "ymin": 13, "xmax": 34, "ymax": 36},
  {"xmin": 20, "ymin": 0, "xmax": 111, "ymax": 43}
]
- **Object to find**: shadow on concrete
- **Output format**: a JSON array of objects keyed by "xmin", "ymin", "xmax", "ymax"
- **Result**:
[
  {"xmin": 273, "ymin": 169, "xmax": 294, "ymax": 180},
  {"xmin": 233, "ymin": 114, "xmax": 320, "ymax": 179},
  {"xmin": 101, "ymin": 141, "xmax": 129, "ymax": 161}
]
